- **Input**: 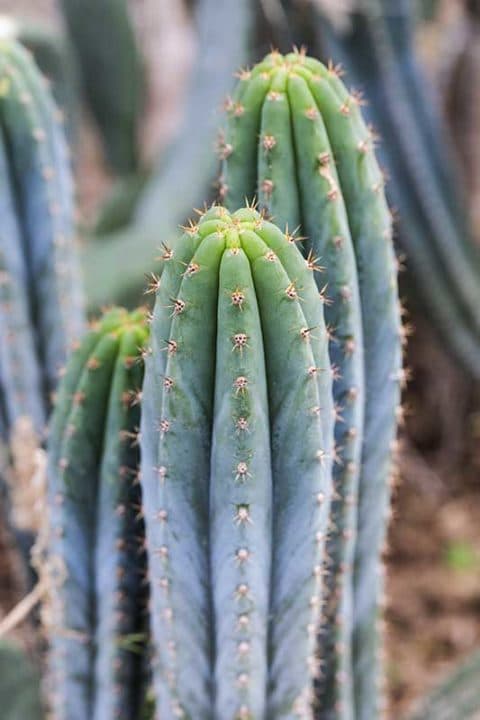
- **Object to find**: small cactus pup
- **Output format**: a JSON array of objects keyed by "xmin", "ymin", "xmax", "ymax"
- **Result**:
[
  {"xmin": 141, "ymin": 205, "xmax": 334, "ymax": 719},
  {"xmin": 0, "ymin": 38, "xmax": 84, "ymax": 437},
  {"xmin": 46, "ymin": 307, "xmax": 149, "ymax": 720},
  {"xmin": 221, "ymin": 50, "xmax": 402, "ymax": 719}
]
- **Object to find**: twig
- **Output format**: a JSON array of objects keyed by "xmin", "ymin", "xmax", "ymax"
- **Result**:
[{"xmin": 0, "ymin": 579, "xmax": 48, "ymax": 638}]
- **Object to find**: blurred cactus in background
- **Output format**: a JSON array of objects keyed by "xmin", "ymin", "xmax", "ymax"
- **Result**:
[
  {"xmin": 80, "ymin": 0, "xmax": 254, "ymax": 310},
  {"xmin": 442, "ymin": 0, "xmax": 480, "ymax": 238},
  {"xmin": 46, "ymin": 307, "xmax": 149, "ymax": 720},
  {"xmin": 0, "ymin": 639, "xmax": 43, "ymax": 720},
  {"xmin": 0, "ymin": 38, "xmax": 84, "ymax": 439},
  {"xmin": 0, "ymin": 15, "xmax": 79, "ymax": 145},
  {"xmin": 221, "ymin": 50, "xmax": 402, "ymax": 720},
  {"xmin": 59, "ymin": 0, "xmax": 144, "ymax": 176},
  {"xmin": 281, "ymin": 0, "xmax": 480, "ymax": 379},
  {"xmin": 407, "ymin": 648, "xmax": 480, "ymax": 720},
  {"xmin": 0, "ymin": 38, "xmax": 84, "ymax": 578}
]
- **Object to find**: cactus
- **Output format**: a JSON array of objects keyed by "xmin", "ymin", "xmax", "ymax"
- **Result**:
[
  {"xmin": 0, "ymin": 38, "xmax": 84, "ymax": 439},
  {"xmin": 82, "ymin": 0, "xmax": 253, "ymax": 309},
  {"xmin": 0, "ymin": 639, "xmax": 43, "ymax": 720},
  {"xmin": 311, "ymin": 0, "xmax": 480, "ymax": 378},
  {"xmin": 141, "ymin": 205, "xmax": 335, "ymax": 718},
  {"xmin": 93, "ymin": 173, "xmax": 148, "ymax": 236},
  {"xmin": 221, "ymin": 51, "xmax": 402, "ymax": 718},
  {"xmin": 46, "ymin": 307, "xmax": 149, "ymax": 720},
  {"xmin": 0, "ymin": 15, "xmax": 79, "ymax": 146},
  {"xmin": 60, "ymin": 0, "xmax": 144, "ymax": 175},
  {"xmin": 442, "ymin": 0, "xmax": 480, "ymax": 237},
  {"xmin": 407, "ymin": 649, "xmax": 480, "ymax": 720}
]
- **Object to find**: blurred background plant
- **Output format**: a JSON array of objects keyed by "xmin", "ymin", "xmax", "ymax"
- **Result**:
[{"xmin": 0, "ymin": 0, "xmax": 479, "ymax": 717}]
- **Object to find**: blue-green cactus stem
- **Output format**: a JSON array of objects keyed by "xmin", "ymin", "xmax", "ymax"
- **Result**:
[
  {"xmin": 141, "ymin": 205, "xmax": 334, "ymax": 719},
  {"xmin": 307, "ymin": 57, "xmax": 402, "ymax": 720},
  {"xmin": 141, "ymin": 222, "xmax": 220, "ymax": 719},
  {"xmin": 0, "ymin": 39, "xmax": 84, "ymax": 401},
  {"xmin": 93, "ymin": 326, "xmax": 148, "ymax": 720},
  {"xmin": 47, "ymin": 307, "xmax": 148, "ymax": 720},
  {"xmin": 314, "ymin": 1, "xmax": 480, "ymax": 378},
  {"xmin": 222, "ymin": 53, "xmax": 388, "ymax": 718},
  {"xmin": 0, "ymin": 128, "xmax": 45, "ymax": 434},
  {"xmin": 60, "ymin": 0, "xmax": 143, "ymax": 174},
  {"xmin": 0, "ymin": 16, "xmax": 79, "ymax": 145}
]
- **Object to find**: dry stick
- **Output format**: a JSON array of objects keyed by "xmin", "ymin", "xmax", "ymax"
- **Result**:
[{"xmin": 0, "ymin": 578, "xmax": 48, "ymax": 638}]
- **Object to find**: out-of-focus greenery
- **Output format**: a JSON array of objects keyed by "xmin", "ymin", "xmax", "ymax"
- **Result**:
[
  {"xmin": 0, "ymin": 640, "xmax": 43, "ymax": 720},
  {"xmin": 444, "ymin": 540, "xmax": 479, "ymax": 572}
]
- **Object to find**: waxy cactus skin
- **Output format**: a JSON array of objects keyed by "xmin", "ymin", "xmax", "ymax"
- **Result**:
[
  {"xmin": 60, "ymin": 0, "xmax": 143, "ymax": 175},
  {"xmin": 47, "ymin": 308, "xmax": 149, "ymax": 720},
  {"xmin": 0, "ymin": 39, "xmax": 84, "ymax": 437},
  {"xmin": 141, "ymin": 206, "xmax": 334, "ymax": 719},
  {"xmin": 316, "ymin": 0, "xmax": 480, "ymax": 380},
  {"xmin": 222, "ymin": 51, "xmax": 402, "ymax": 719}
]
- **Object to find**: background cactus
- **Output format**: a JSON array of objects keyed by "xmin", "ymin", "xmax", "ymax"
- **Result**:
[
  {"xmin": 46, "ymin": 307, "xmax": 149, "ymax": 720},
  {"xmin": 141, "ymin": 206, "xmax": 335, "ymax": 719},
  {"xmin": 407, "ymin": 649, "xmax": 480, "ymax": 720},
  {"xmin": 0, "ymin": 15, "xmax": 78, "ymax": 146},
  {"xmin": 309, "ymin": 0, "xmax": 480, "ymax": 379},
  {"xmin": 221, "ymin": 51, "xmax": 402, "ymax": 719},
  {"xmin": 60, "ymin": 0, "xmax": 144, "ymax": 176},
  {"xmin": 82, "ymin": 0, "xmax": 254, "ymax": 309},
  {"xmin": 442, "ymin": 0, "xmax": 480, "ymax": 237},
  {"xmin": 0, "ymin": 639, "xmax": 43, "ymax": 720},
  {"xmin": 0, "ymin": 38, "xmax": 84, "ymax": 439}
]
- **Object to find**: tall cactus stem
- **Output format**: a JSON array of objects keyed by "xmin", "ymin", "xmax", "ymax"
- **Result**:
[
  {"xmin": 222, "ymin": 51, "xmax": 401, "ymax": 719},
  {"xmin": 141, "ymin": 206, "xmax": 335, "ymax": 719},
  {"xmin": 47, "ymin": 308, "xmax": 148, "ymax": 720}
]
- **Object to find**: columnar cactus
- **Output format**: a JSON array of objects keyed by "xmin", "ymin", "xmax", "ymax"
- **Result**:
[
  {"xmin": 0, "ymin": 16, "xmax": 79, "ymax": 145},
  {"xmin": 83, "ymin": 0, "xmax": 253, "ymax": 309},
  {"xmin": 314, "ymin": 0, "xmax": 480, "ymax": 378},
  {"xmin": 408, "ymin": 648, "xmax": 480, "ymax": 720},
  {"xmin": 60, "ymin": 0, "xmax": 144, "ymax": 175},
  {"xmin": 141, "ymin": 206, "xmax": 335, "ymax": 719},
  {"xmin": 47, "ymin": 307, "xmax": 149, "ymax": 720},
  {"xmin": 221, "ymin": 51, "xmax": 402, "ymax": 719},
  {"xmin": 0, "ymin": 38, "xmax": 84, "ymax": 438}
]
